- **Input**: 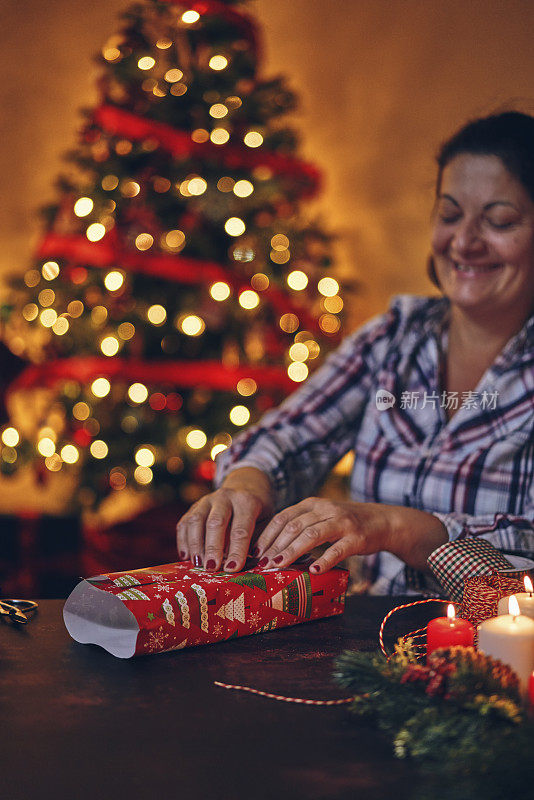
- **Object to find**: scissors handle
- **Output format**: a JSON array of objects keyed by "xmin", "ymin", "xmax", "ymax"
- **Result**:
[{"xmin": 0, "ymin": 599, "xmax": 38, "ymax": 624}]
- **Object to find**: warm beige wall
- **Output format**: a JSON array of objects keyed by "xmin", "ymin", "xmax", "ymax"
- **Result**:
[{"xmin": 2, "ymin": 0, "xmax": 534, "ymax": 327}]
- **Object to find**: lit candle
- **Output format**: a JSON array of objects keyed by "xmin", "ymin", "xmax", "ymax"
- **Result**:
[
  {"xmin": 497, "ymin": 576, "xmax": 534, "ymax": 619},
  {"xmin": 426, "ymin": 604, "xmax": 475, "ymax": 660},
  {"xmin": 478, "ymin": 595, "xmax": 534, "ymax": 696}
]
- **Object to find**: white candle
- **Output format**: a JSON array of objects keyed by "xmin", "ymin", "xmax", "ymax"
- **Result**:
[
  {"xmin": 497, "ymin": 576, "xmax": 534, "ymax": 619},
  {"xmin": 478, "ymin": 595, "xmax": 534, "ymax": 696}
]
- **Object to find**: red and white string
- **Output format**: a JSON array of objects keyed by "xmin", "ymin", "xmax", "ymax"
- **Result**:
[
  {"xmin": 378, "ymin": 597, "xmax": 457, "ymax": 658},
  {"xmin": 213, "ymin": 681, "xmax": 353, "ymax": 706},
  {"xmin": 215, "ymin": 598, "xmax": 457, "ymax": 702}
]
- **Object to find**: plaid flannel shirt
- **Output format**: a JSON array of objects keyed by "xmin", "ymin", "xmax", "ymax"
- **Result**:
[{"xmin": 216, "ymin": 295, "xmax": 534, "ymax": 596}]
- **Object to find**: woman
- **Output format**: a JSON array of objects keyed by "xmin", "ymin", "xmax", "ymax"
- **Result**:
[{"xmin": 175, "ymin": 111, "xmax": 534, "ymax": 597}]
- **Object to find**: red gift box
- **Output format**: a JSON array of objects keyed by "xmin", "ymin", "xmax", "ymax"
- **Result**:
[{"xmin": 63, "ymin": 560, "xmax": 349, "ymax": 658}]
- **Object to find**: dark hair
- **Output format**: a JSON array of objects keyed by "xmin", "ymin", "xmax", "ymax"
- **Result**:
[
  {"xmin": 436, "ymin": 111, "xmax": 534, "ymax": 200},
  {"xmin": 428, "ymin": 110, "xmax": 534, "ymax": 287}
]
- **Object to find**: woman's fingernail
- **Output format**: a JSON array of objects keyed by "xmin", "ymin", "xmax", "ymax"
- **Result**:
[
  {"xmin": 179, "ymin": 550, "xmax": 187, "ymax": 560},
  {"xmin": 273, "ymin": 555, "xmax": 284, "ymax": 565},
  {"xmin": 193, "ymin": 554, "xmax": 203, "ymax": 568},
  {"xmin": 205, "ymin": 559, "xmax": 216, "ymax": 571},
  {"xmin": 258, "ymin": 557, "xmax": 269, "ymax": 568},
  {"xmin": 310, "ymin": 564, "xmax": 320, "ymax": 573},
  {"xmin": 251, "ymin": 545, "xmax": 260, "ymax": 557},
  {"xmin": 225, "ymin": 560, "xmax": 237, "ymax": 570}
]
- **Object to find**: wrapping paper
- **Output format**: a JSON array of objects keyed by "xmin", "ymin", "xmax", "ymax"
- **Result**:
[{"xmin": 63, "ymin": 560, "xmax": 348, "ymax": 658}]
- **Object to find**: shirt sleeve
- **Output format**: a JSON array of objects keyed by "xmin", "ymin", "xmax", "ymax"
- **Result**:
[
  {"xmin": 432, "ymin": 510, "xmax": 534, "ymax": 556},
  {"xmin": 214, "ymin": 304, "xmax": 401, "ymax": 511}
]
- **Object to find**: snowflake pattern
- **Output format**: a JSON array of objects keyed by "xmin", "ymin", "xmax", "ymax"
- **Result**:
[
  {"xmin": 145, "ymin": 627, "xmax": 166, "ymax": 653},
  {"xmin": 248, "ymin": 611, "xmax": 261, "ymax": 627},
  {"xmin": 274, "ymin": 573, "xmax": 286, "ymax": 584},
  {"xmin": 213, "ymin": 623, "xmax": 224, "ymax": 636}
]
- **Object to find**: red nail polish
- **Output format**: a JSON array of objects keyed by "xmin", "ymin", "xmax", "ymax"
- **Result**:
[
  {"xmin": 206, "ymin": 559, "xmax": 216, "ymax": 571},
  {"xmin": 258, "ymin": 557, "xmax": 269, "ymax": 568},
  {"xmin": 193, "ymin": 554, "xmax": 202, "ymax": 568},
  {"xmin": 273, "ymin": 555, "xmax": 284, "ymax": 564},
  {"xmin": 179, "ymin": 551, "xmax": 187, "ymax": 560},
  {"xmin": 225, "ymin": 560, "xmax": 236, "ymax": 570},
  {"xmin": 310, "ymin": 564, "xmax": 320, "ymax": 573}
]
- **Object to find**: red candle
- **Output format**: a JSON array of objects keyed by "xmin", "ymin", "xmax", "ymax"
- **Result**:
[
  {"xmin": 426, "ymin": 604, "xmax": 475, "ymax": 660},
  {"xmin": 529, "ymin": 671, "xmax": 534, "ymax": 707}
]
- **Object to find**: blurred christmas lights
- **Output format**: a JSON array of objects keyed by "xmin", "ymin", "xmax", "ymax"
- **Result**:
[
  {"xmin": 287, "ymin": 270, "xmax": 308, "ymax": 291},
  {"xmin": 209, "ymin": 55, "xmax": 228, "ymax": 71},
  {"xmin": 42, "ymin": 261, "xmax": 60, "ymax": 280},
  {"xmin": 74, "ymin": 197, "xmax": 94, "ymax": 217}
]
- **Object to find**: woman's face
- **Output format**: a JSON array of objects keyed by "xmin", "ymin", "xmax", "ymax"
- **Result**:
[{"xmin": 431, "ymin": 153, "xmax": 534, "ymax": 323}]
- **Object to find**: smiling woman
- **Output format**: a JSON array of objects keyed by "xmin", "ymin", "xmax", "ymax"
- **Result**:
[
  {"xmin": 429, "ymin": 114, "xmax": 534, "ymax": 409},
  {"xmin": 175, "ymin": 111, "xmax": 534, "ymax": 597}
]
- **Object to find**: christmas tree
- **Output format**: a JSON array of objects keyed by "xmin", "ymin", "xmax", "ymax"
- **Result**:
[{"xmin": 1, "ymin": 0, "xmax": 342, "ymax": 521}]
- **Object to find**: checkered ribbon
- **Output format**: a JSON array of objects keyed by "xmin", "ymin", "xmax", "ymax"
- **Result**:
[{"xmin": 428, "ymin": 538, "xmax": 517, "ymax": 602}]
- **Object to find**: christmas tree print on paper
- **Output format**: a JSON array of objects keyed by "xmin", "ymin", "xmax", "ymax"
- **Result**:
[{"xmin": 2, "ymin": 0, "xmax": 343, "ymax": 514}]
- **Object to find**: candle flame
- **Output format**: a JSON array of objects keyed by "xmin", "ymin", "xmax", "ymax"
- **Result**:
[
  {"xmin": 509, "ymin": 595, "xmax": 520, "ymax": 617},
  {"xmin": 524, "ymin": 575, "xmax": 533, "ymax": 593},
  {"xmin": 447, "ymin": 603, "xmax": 455, "ymax": 620}
]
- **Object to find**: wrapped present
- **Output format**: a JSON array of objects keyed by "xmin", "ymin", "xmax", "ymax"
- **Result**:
[{"xmin": 63, "ymin": 560, "xmax": 349, "ymax": 658}]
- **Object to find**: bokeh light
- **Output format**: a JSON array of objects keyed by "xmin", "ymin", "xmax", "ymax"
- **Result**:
[
  {"xmin": 91, "ymin": 378, "xmax": 111, "ymax": 398},
  {"xmin": 128, "ymin": 383, "xmax": 149, "ymax": 404},
  {"xmin": 138, "ymin": 56, "xmax": 156, "ymax": 70},
  {"xmin": 182, "ymin": 9, "xmax": 200, "ymax": 23},
  {"xmin": 2, "ymin": 427, "xmax": 19, "ymax": 447},
  {"xmin": 186, "ymin": 429, "xmax": 207, "ymax": 449},
  {"xmin": 104, "ymin": 270, "xmax": 124, "ymax": 291},
  {"xmin": 74, "ymin": 197, "xmax": 93, "ymax": 217},
  {"xmin": 209, "ymin": 55, "xmax": 228, "ymax": 70},
  {"xmin": 229, "ymin": 405, "xmax": 250, "ymax": 426},
  {"xmin": 238, "ymin": 290, "xmax": 259, "ymax": 309},
  {"xmin": 180, "ymin": 315, "xmax": 205, "ymax": 336},
  {"xmin": 101, "ymin": 336, "xmax": 120, "ymax": 356},
  {"xmin": 86, "ymin": 223, "xmax": 106, "ymax": 242},
  {"xmin": 225, "ymin": 217, "xmax": 246, "ymax": 236},
  {"xmin": 210, "ymin": 281, "xmax": 231, "ymax": 301},
  {"xmin": 147, "ymin": 305, "xmax": 167, "ymax": 325},
  {"xmin": 90, "ymin": 440, "xmax": 108, "ymax": 459},
  {"xmin": 135, "ymin": 447, "xmax": 155, "ymax": 467},
  {"xmin": 60, "ymin": 444, "xmax": 79, "ymax": 464},
  {"xmin": 288, "ymin": 362, "xmax": 309, "ymax": 382},
  {"xmin": 42, "ymin": 261, "xmax": 60, "ymax": 280},
  {"xmin": 318, "ymin": 277, "xmax": 340, "ymax": 297},
  {"xmin": 287, "ymin": 270, "xmax": 308, "ymax": 291}
]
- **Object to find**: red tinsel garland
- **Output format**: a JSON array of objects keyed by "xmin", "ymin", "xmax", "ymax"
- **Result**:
[
  {"xmin": 93, "ymin": 105, "xmax": 321, "ymax": 197},
  {"xmin": 36, "ymin": 231, "xmax": 329, "ymax": 337},
  {"xmin": 8, "ymin": 356, "xmax": 295, "ymax": 394},
  {"xmin": 37, "ymin": 231, "xmax": 227, "ymax": 284}
]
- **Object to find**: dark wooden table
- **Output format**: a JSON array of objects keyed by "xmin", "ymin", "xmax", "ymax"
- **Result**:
[{"xmin": 0, "ymin": 595, "xmax": 439, "ymax": 800}]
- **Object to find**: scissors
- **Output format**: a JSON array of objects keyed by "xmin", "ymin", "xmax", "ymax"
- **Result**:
[{"xmin": 0, "ymin": 599, "xmax": 38, "ymax": 624}]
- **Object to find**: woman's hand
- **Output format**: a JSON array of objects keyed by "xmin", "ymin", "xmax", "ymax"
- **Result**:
[
  {"xmin": 175, "ymin": 467, "xmax": 274, "ymax": 572},
  {"xmin": 254, "ymin": 498, "xmax": 448, "ymax": 574}
]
